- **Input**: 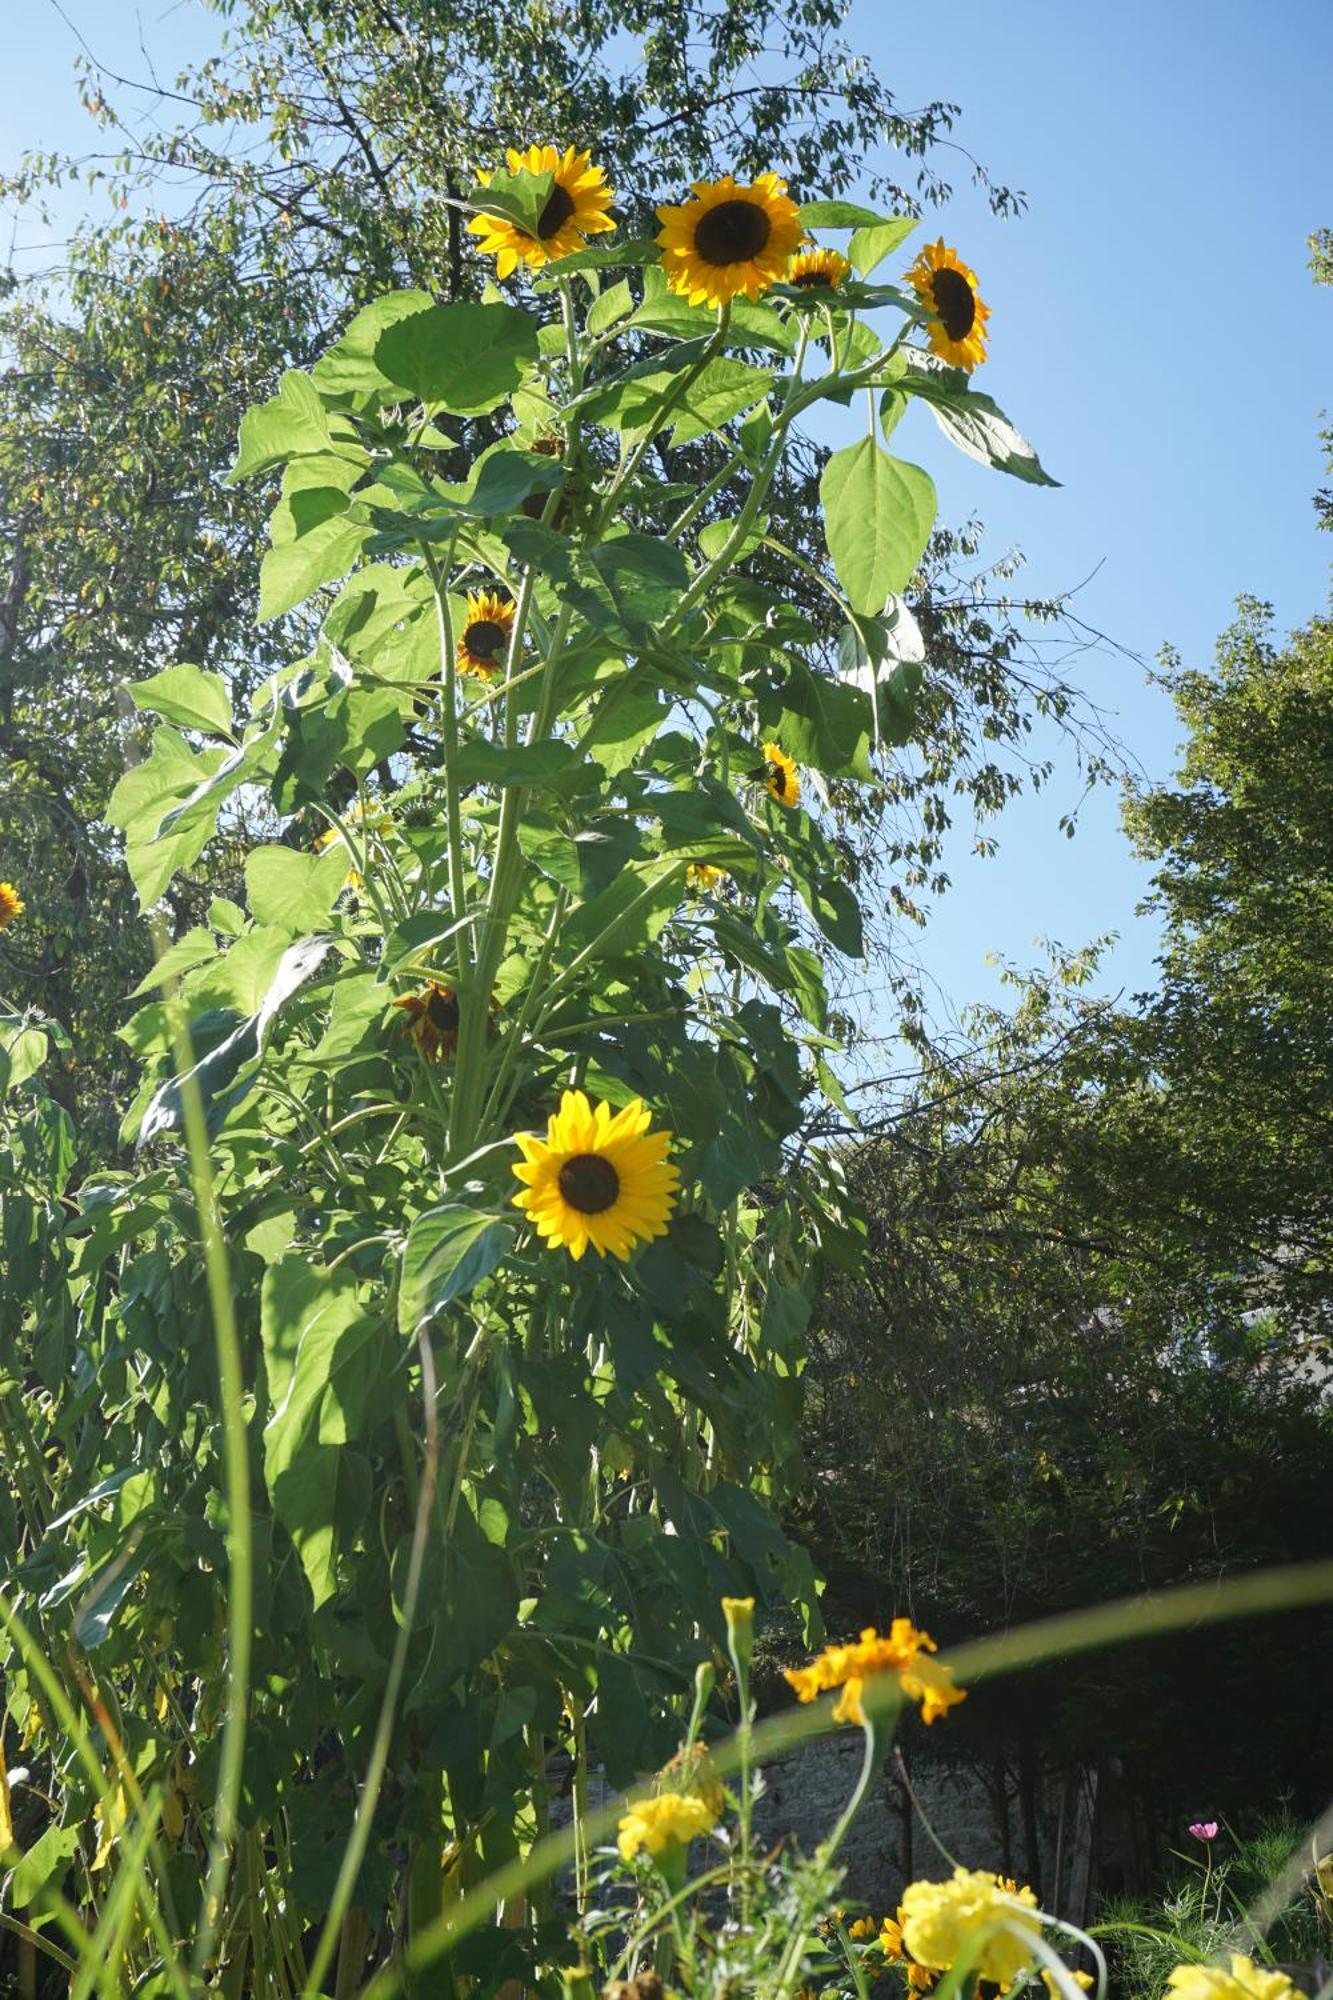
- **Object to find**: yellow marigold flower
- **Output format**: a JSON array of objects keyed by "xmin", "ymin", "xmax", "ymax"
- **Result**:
[
  {"xmin": 687, "ymin": 861, "xmax": 725, "ymax": 891},
  {"xmin": 656, "ymin": 172, "xmax": 804, "ymax": 309},
  {"xmin": 512, "ymin": 1089, "xmax": 680, "ymax": 1263},
  {"xmin": 0, "ymin": 882, "xmax": 24, "ymax": 930},
  {"xmin": 784, "ymin": 1620, "xmax": 965, "ymax": 1728},
  {"xmin": 900, "ymin": 1868, "xmax": 1041, "ymax": 1991},
  {"xmin": 616, "ymin": 1790, "xmax": 714, "ymax": 1863},
  {"xmin": 905, "ymin": 239, "xmax": 990, "ymax": 374},
  {"xmin": 1043, "ymin": 1973, "xmax": 1094, "ymax": 1995},
  {"xmin": 788, "ymin": 246, "xmax": 851, "ymax": 290},
  {"xmin": 456, "ymin": 590, "xmax": 516, "ymax": 680},
  {"xmin": 393, "ymin": 982, "xmax": 460, "ymax": 1061},
  {"xmin": 1165, "ymin": 1957, "xmax": 1308, "ymax": 2000},
  {"xmin": 760, "ymin": 741, "xmax": 800, "ymax": 810},
  {"xmin": 469, "ymin": 144, "xmax": 616, "ymax": 278}
]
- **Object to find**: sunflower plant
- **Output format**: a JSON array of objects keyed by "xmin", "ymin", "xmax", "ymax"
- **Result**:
[{"xmin": 3, "ymin": 153, "xmax": 1053, "ymax": 1991}]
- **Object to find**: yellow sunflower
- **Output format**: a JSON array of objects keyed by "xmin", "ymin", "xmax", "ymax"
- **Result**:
[
  {"xmin": 905, "ymin": 239, "xmax": 990, "ymax": 373},
  {"xmin": 0, "ymin": 881, "xmax": 24, "ymax": 930},
  {"xmin": 393, "ymin": 982, "xmax": 460, "ymax": 1061},
  {"xmin": 656, "ymin": 173, "xmax": 804, "ymax": 308},
  {"xmin": 456, "ymin": 590, "xmax": 516, "ymax": 680},
  {"xmin": 512, "ymin": 1089, "xmax": 680, "ymax": 1262},
  {"xmin": 788, "ymin": 246, "xmax": 851, "ymax": 291},
  {"xmin": 760, "ymin": 741, "xmax": 801, "ymax": 810},
  {"xmin": 468, "ymin": 145, "xmax": 616, "ymax": 278},
  {"xmin": 686, "ymin": 861, "xmax": 725, "ymax": 891}
]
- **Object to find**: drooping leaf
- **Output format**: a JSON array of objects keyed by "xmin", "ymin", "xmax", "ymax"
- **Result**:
[
  {"xmin": 230, "ymin": 369, "xmax": 334, "ymax": 481},
  {"xmin": 373, "ymin": 302, "xmax": 539, "ymax": 414},
  {"xmin": 130, "ymin": 665, "xmax": 234, "ymax": 738},
  {"xmin": 399, "ymin": 1206, "xmax": 515, "ymax": 1333},
  {"xmin": 820, "ymin": 437, "xmax": 936, "ymax": 612},
  {"xmin": 903, "ymin": 361, "xmax": 1060, "ymax": 485}
]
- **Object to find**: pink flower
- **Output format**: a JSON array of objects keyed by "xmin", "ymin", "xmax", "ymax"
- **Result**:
[{"xmin": 1188, "ymin": 1821, "xmax": 1219, "ymax": 1842}]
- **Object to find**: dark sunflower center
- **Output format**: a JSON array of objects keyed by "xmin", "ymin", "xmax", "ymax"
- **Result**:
[
  {"xmin": 537, "ymin": 184, "xmax": 576, "ymax": 240},
  {"xmin": 930, "ymin": 266, "xmax": 976, "ymax": 341},
  {"xmin": 792, "ymin": 265, "xmax": 830, "ymax": 287},
  {"xmin": 558, "ymin": 1153, "xmax": 621, "ymax": 1215},
  {"xmin": 465, "ymin": 618, "xmax": 507, "ymax": 660},
  {"xmin": 425, "ymin": 987, "xmax": 459, "ymax": 1033},
  {"xmin": 768, "ymin": 760, "xmax": 789, "ymax": 797},
  {"xmin": 694, "ymin": 198, "xmax": 771, "ymax": 267}
]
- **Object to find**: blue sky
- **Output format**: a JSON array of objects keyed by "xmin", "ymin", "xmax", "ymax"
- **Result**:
[{"xmin": 5, "ymin": 0, "xmax": 1330, "ymax": 1022}]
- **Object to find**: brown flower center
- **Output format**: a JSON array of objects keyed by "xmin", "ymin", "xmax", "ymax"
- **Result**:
[
  {"xmin": 425, "ymin": 986, "xmax": 460, "ymax": 1033},
  {"xmin": 558, "ymin": 1153, "xmax": 621, "ymax": 1214},
  {"xmin": 464, "ymin": 618, "xmax": 507, "ymax": 660},
  {"xmin": 768, "ymin": 761, "xmax": 789, "ymax": 797},
  {"xmin": 694, "ymin": 198, "xmax": 772, "ymax": 267},
  {"xmin": 930, "ymin": 266, "xmax": 976, "ymax": 341},
  {"xmin": 537, "ymin": 183, "xmax": 576, "ymax": 240},
  {"xmin": 792, "ymin": 265, "xmax": 833, "ymax": 288}
]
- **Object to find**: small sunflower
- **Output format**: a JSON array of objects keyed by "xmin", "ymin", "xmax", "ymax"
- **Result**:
[
  {"xmin": 788, "ymin": 246, "xmax": 851, "ymax": 291},
  {"xmin": 512, "ymin": 1089, "xmax": 680, "ymax": 1262},
  {"xmin": 0, "ymin": 882, "xmax": 23, "ymax": 930},
  {"xmin": 905, "ymin": 239, "xmax": 990, "ymax": 373},
  {"xmin": 469, "ymin": 145, "xmax": 616, "ymax": 278},
  {"xmin": 456, "ymin": 590, "xmax": 516, "ymax": 681},
  {"xmin": 760, "ymin": 741, "xmax": 801, "ymax": 810},
  {"xmin": 393, "ymin": 982, "xmax": 460, "ymax": 1061},
  {"xmin": 656, "ymin": 172, "xmax": 804, "ymax": 309},
  {"xmin": 686, "ymin": 861, "xmax": 725, "ymax": 891}
]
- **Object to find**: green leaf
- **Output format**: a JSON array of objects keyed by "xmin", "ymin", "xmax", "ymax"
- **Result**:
[
  {"xmin": 452, "ymin": 737, "xmax": 591, "ymax": 793},
  {"xmin": 230, "ymin": 370, "xmax": 334, "ymax": 481},
  {"xmin": 847, "ymin": 215, "xmax": 919, "ymax": 278},
  {"xmin": 588, "ymin": 353, "xmax": 774, "ymax": 442},
  {"xmin": 9, "ymin": 1822, "xmax": 83, "ymax": 1909},
  {"xmin": 837, "ymin": 597, "xmax": 925, "ymax": 747},
  {"xmin": 585, "ymin": 277, "xmax": 634, "ymax": 335},
  {"xmin": 820, "ymin": 437, "xmax": 936, "ymax": 613},
  {"xmin": 245, "ymin": 846, "xmax": 350, "ymax": 932},
  {"xmin": 373, "ymin": 302, "xmax": 539, "ymax": 414},
  {"xmin": 902, "ymin": 362, "xmax": 1060, "ymax": 485},
  {"xmin": 311, "ymin": 289, "xmax": 437, "ymax": 402},
  {"xmin": 763, "ymin": 662, "xmax": 873, "ymax": 779},
  {"xmin": 629, "ymin": 279, "xmax": 794, "ymax": 358},
  {"xmin": 130, "ymin": 665, "xmax": 234, "ymax": 738},
  {"xmin": 399, "ymin": 1206, "xmax": 515, "ymax": 1332},
  {"xmin": 798, "ymin": 200, "xmax": 896, "ymax": 228},
  {"xmin": 466, "ymin": 165, "xmax": 554, "ymax": 237},
  {"xmin": 259, "ymin": 514, "xmax": 370, "ymax": 622},
  {"xmin": 584, "ymin": 534, "xmax": 690, "ymax": 639}
]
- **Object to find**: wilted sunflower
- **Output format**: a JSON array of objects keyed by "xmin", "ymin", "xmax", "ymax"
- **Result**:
[
  {"xmin": 656, "ymin": 173, "xmax": 803, "ymax": 308},
  {"xmin": 456, "ymin": 590, "xmax": 515, "ymax": 680},
  {"xmin": 512, "ymin": 1089, "xmax": 680, "ymax": 1262},
  {"xmin": 393, "ymin": 982, "xmax": 460, "ymax": 1061},
  {"xmin": 788, "ymin": 246, "xmax": 851, "ymax": 290},
  {"xmin": 0, "ymin": 881, "xmax": 23, "ymax": 930},
  {"xmin": 760, "ymin": 742, "xmax": 800, "ymax": 810},
  {"xmin": 469, "ymin": 145, "xmax": 616, "ymax": 277},
  {"xmin": 905, "ymin": 239, "xmax": 990, "ymax": 372}
]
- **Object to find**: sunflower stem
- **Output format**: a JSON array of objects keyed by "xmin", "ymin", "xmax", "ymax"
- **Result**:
[{"xmin": 424, "ymin": 544, "xmax": 473, "ymax": 981}]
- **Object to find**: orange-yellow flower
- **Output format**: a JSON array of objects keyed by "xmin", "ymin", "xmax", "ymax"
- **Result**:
[{"xmin": 784, "ymin": 1620, "xmax": 966, "ymax": 1727}]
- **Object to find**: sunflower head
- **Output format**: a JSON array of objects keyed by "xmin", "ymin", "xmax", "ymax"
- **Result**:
[
  {"xmin": 686, "ymin": 861, "xmax": 725, "ymax": 892},
  {"xmin": 788, "ymin": 246, "xmax": 851, "ymax": 291},
  {"xmin": 456, "ymin": 590, "xmax": 516, "ymax": 680},
  {"xmin": 656, "ymin": 172, "xmax": 804, "ymax": 309},
  {"xmin": 393, "ymin": 982, "xmax": 461, "ymax": 1061},
  {"xmin": 759, "ymin": 742, "xmax": 801, "ymax": 810},
  {"xmin": 512, "ymin": 1089, "xmax": 680, "ymax": 1262},
  {"xmin": 0, "ymin": 882, "xmax": 24, "ymax": 931},
  {"xmin": 905, "ymin": 239, "xmax": 990, "ymax": 373},
  {"xmin": 468, "ymin": 145, "xmax": 616, "ymax": 278}
]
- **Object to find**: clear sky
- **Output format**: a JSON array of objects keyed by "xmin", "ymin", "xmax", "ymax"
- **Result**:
[{"xmin": 5, "ymin": 0, "xmax": 1330, "ymax": 1022}]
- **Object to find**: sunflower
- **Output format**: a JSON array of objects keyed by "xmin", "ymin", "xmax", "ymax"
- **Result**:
[
  {"xmin": 788, "ymin": 246, "xmax": 851, "ymax": 291},
  {"xmin": 656, "ymin": 173, "xmax": 804, "ymax": 309},
  {"xmin": 0, "ymin": 882, "xmax": 23, "ymax": 930},
  {"xmin": 760, "ymin": 742, "xmax": 801, "ymax": 810},
  {"xmin": 393, "ymin": 982, "xmax": 461, "ymax": 1061},
  {"xmin": 469, "ymin": 145, "xmax": 616, "ymax": 278},
  {"xmin": 686, "ymin": 861, "xmax": 725, "ymax": 891},
  {"xmin": 456, "ymin": 590, "xmax": 516, "ymax": 680},
  {"xmin": 905, "ymin": 239, "xmax": 990, "ymax": 373},
  {"xmin": 512, "ymin": 1089, "xmax": 680, "ymax": 1262}
]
